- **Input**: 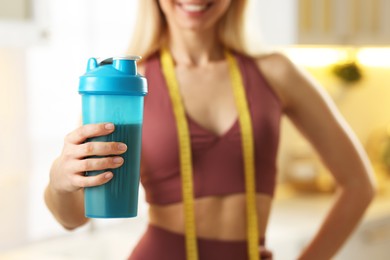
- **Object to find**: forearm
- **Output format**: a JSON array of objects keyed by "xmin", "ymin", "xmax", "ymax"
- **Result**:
[
  {"xmin": 298, "ymin": 184, "xmax": 375, "ymax": 260},
  {"xmin": 44, "ymin": 184, "xmax": 89, "ymax": 230}
]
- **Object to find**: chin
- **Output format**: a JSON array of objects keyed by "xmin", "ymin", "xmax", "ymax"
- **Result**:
[{"xmin": 176, "ymin": 21, "xmax": 211, "ymax": 31}]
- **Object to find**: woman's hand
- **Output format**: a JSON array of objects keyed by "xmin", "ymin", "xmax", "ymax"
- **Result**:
[
  {"xmin": 45, "ymin": 122, "xmax": 127, "ymax": 229},
  {"xmin": 49, "ymin": 122, "xmax": 127, "ymax": 193}
]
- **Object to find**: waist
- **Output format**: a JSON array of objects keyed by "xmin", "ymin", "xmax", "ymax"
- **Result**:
[
  {"xmin": 148, "ymin": 193, "xmax": 272, "ymax": 240},
  {"xmin": 129, "ymin": 224, "xmax": 271, "ymax": 260}
]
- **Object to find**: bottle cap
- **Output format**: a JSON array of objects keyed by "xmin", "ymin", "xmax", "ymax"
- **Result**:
[{"xmin": 79, "ymin": 56, "xmax": 147, "ymax": 96}]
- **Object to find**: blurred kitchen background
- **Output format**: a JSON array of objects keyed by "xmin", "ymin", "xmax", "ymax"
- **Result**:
[{"xmin": 1, "ymin": 0, "xmax": 390, "ymax": 259}]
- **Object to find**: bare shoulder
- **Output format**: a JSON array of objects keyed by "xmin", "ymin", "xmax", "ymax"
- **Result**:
[
  {"xmin": 253, "ymin": 51, "xmax": 322, "ymax": 112},
  {"xmin": 254, "ymin": 51, "xmax": 294, "ymax": 79}
]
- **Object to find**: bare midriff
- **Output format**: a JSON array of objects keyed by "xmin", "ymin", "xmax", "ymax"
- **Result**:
[{"xmin": 148, "ymin": 193, "xmax": 272, "ymax": 241}]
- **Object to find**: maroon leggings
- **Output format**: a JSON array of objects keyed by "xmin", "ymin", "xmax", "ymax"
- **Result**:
[{"xmin": 128, "ymin": 225, "xmax": 272, "ymax": 260}]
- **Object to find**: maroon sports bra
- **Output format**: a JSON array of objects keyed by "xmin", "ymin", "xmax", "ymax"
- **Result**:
[{"xmin": 140, "ymin": 52, "xmax": 282, "ymax": 205}]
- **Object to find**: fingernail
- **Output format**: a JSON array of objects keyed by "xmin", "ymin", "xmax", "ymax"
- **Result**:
[
  {"xmin": 104, "ymin": 172, "xmax": 113, "ymax": 179},
  {"xmin": 105, "ymin": 123, "xmax": 114, "ymax": 130},
  {"xmin": 118, "ymin": 143, "xmax": 127, "ymax": 151},
  {"xmin": 113, "ymin": 157, "xmax": 123, "ymax": 164}
]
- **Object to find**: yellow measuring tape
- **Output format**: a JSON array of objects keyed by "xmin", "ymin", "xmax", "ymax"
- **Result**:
[
  {"xmin": 161, "ymin": 48, "xmax": 199, "ymax": 260},
  {"xmin": 161, "ymin": 47, "xmax": 259, "ymax": 260}
]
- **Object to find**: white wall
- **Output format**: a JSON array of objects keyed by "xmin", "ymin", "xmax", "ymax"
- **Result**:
[
  {"xmin": 246, "ymin": 0, "xmax": 298, "ymax": 49},
  {"xmin": 0, "ymin": 48, "xmax": 29, "ymax": 250}
]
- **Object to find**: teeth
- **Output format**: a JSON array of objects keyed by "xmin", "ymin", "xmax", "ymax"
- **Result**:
[{"xmin": 181, "ymin": 3, "xmax": 208, "ymax": 12}]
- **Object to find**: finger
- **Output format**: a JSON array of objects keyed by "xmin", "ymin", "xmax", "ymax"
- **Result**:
[
  {"xmin": 74, "ymin": 141, "xmax": 127, "ymax": 158},
  {"xmin": 71, "ymin": 171, "xmax": 114, "ymax": 188},
  {"xmin": 65, "ymin": 123, "xmax": 115, "ymax": 144},
  {"xmin": 75, "ymin": 156, "xmax": 124, "ymax": 172}
]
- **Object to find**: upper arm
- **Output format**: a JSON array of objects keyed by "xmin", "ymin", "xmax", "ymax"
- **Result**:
[{"xmin": 256, "ymin": 53, "xmax": 375, "ymax": 191}]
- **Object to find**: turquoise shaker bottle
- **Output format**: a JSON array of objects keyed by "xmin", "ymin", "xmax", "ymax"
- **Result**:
[{"xmin": 79, "ymin": 56, "xmax": 147, "ymax": 218}]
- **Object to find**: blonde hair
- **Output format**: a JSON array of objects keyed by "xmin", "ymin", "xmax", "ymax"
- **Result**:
[{"xmin": 127, "ymin": 0, "xmax": 251, "ymax": 61}]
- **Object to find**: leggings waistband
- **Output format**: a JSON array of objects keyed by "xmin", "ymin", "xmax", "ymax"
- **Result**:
[{"xmin": 129, "ymin": 224, "xmax": 270, "ymax": 260}]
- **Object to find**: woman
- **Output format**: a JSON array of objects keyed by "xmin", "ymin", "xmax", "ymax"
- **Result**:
[{"xmin": 45, "ymin": 1, "xmax": 376, "ymax": 259}]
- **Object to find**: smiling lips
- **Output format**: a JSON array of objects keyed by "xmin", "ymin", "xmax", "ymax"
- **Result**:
[{"xmin": 177, "ymin": 2, "xmax": 212, "ymax": 13}]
